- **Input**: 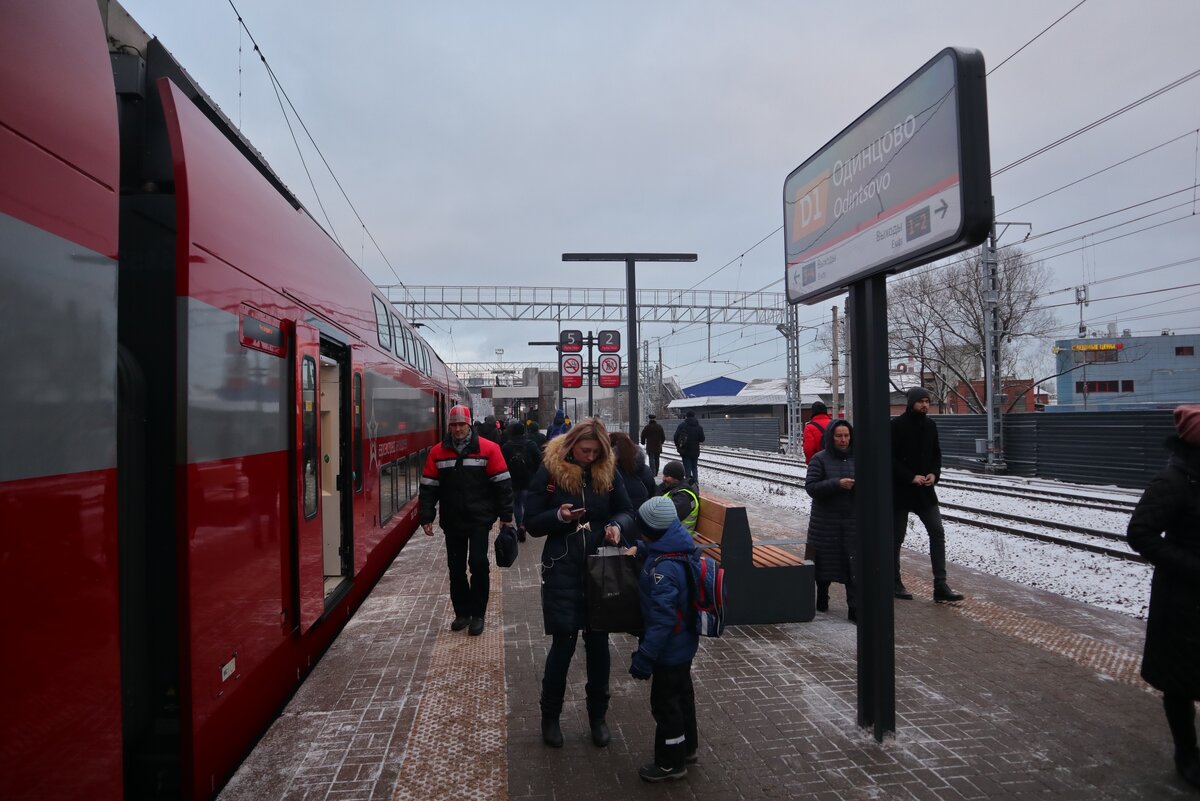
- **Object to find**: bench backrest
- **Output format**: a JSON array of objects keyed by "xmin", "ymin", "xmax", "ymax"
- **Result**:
[{"xmin": 696, "ymin": 493, "xmax": 737, "ymax": 544}]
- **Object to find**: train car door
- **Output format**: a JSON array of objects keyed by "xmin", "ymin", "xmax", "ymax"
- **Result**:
[
  {"xmin": 292, "ymin": 323, "xmax": 323, "ymax": 633},
  {"xmin": 319, "ymin": 337, "xmax": 352, "ymax": 601}
]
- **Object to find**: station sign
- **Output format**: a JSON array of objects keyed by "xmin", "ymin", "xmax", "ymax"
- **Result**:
[
  {"xmin": 783, "ymin": 47, "xmax": 991, "ymax": 304},
  {"xmin": 559, "ymin": 329, "xmax": 583, "ymax": 353},
  {"xmin": 598, "ymin": 354, "xmax": 621, "ymax": 388},
  {"xmin": 597, "ymin": 330, "xmax": 621, "ymax": 353},
  {"xmin": 560, "ymin": 353, "xmax": 583, "ymax": 388}
]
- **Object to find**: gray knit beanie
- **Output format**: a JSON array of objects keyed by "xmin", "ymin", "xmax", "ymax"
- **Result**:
[{"xmin": 638, "ymin": 496, "xmax": 679, "ymax": 537}]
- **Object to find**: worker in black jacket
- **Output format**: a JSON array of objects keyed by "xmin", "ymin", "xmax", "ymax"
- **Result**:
[
  {"xmin": 420, "ymin": 405, "xmax": 514, "ymax": 636},
  {"xmin": 891, "ymin": 387, "xmax": 964, "ymax": 603}
]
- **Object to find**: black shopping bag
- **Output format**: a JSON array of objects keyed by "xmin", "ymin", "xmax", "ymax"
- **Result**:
[{"xmin": 586, "ymin": 548, "xmax": 643, "ymax": 634}]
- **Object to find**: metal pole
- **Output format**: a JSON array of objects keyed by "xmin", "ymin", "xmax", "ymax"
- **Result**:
[
  {"xmin": 587, "ymin": 331, "xmax": 594, "ymax": 418},
  {"xmin": 831, "ymin": 305, "xmax": 840, "ymax": 420},
  {"xmin": 850, "ymin": 274, "xmax": 895, "ymax": 742},
  {"xmin": 626, "ymin": 258, "xmax": 639, "ymax": 437}
]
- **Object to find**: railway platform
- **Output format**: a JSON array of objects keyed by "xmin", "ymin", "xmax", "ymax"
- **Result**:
[{"xmin": 217, "ymin": 489, "xmax": 1189, "ymax": 801}]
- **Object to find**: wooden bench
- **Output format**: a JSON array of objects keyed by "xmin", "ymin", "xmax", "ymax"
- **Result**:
[{"xmin": 694, "ymin": 493, "xmax": 815, "ymax": 625}]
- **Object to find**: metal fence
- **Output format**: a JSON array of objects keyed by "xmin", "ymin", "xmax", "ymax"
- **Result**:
[
  {"xmin": 665, "ymin": 416, "xmax": 782, "ymax": 454},
  {"xmin": 936, "ymin": 410, "xmax": 1176, "ymax": 489},
  {"xmin": 681, "ymin": 411, "xmax": 1176, "ymax": 490}
]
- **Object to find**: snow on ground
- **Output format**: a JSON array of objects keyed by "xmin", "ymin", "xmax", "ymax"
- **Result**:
[{"xmin": 693, "ymin": 446, "xmax": 1153, "ymax": 620}]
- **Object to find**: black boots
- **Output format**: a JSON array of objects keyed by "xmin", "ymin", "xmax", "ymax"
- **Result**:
[
  {"xmin": 589, "ymin": 718, "xmax": 611, "ymax": 747},
  {"xmin": 450, "ymin": 615, "xmax": 471, "ymax": 631},
  {"xmin": 816, "ymin": 581, "xmax": 830, "ymax": 612},
  {"xmin": 1177, "ymin": 749, "xmax": 1200, "ymax": 789},
  {"xmin": 933, "ymin": 582, "xmax": 965, "ymax": 602},
  {"xmin": 894, "ymin": 581, "xmax": 913, "ymax": 600},
  {"xmin": 541, "ymin": 717, "xmax": 563, "ymax": 748}
]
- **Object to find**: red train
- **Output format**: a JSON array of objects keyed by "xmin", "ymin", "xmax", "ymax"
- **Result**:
[{"xmin": 0, "ymin": 2, "xmax": 469, "ymax": 798}]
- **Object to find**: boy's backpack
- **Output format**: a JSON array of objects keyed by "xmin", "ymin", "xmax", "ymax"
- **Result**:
[{"xmin": 655, "ymin": 553, "xmax": 727, "ymax": 637}]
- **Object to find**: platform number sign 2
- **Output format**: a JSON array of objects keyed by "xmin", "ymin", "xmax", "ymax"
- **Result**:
[
  {"xmin": 559, "ymin": 329, "xmax": 583, "ymax": 353},
  {"xmin": 597, "ymin": 330, "xmax": 620, "ymax": 353},
  {"xmin": 598, "ymin": 354, "xmax": 621, "ymax": 388}
]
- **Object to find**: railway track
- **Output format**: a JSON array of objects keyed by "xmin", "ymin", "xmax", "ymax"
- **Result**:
[
  {"xmin": 671, "ymin": 446, "xmax": 1139, "ymax": 515},
  {"xmin": 678, "ymin": 451, "xmax": 1144, "ymax": 563}
]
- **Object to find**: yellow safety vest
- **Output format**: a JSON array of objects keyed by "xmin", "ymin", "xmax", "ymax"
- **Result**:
[{"xmin": 664, "ymin": 486, "xmax": 700, "ymax": 534}]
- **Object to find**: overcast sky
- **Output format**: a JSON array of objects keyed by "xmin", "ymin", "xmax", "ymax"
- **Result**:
[{"xmin": 120, "ymin": 0, "xmax": 1200, "ymax": 387}]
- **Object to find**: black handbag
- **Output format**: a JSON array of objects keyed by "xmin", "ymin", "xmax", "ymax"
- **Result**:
[
  {"xmin": 586, "ymin": 548, "xmax": 643, "ymax": 634},
  {"xmin": 495, "ymin": 524, "xmax": 518, "ymax": 568}
]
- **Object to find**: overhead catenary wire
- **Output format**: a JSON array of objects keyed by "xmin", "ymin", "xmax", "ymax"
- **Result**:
[{"xmin": 224, "ymin": 0, "xmax": 442, "ymax": 333}]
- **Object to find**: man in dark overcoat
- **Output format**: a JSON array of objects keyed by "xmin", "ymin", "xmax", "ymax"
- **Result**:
[
  {"xmin": 640, "ymin": 413, "xmax": 666, "ymax": 475},
  {"xmin": 1127, "ymin": 404, "xmax": 1200, "ymax": 789},
  {"xmin": 891, "ymin": 387, "xmax": 964, "ymax": 602}
]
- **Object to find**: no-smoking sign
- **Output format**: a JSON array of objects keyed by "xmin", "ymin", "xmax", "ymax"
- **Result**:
[{"xmin": 560, "ymin": 353, "xmax": 583, "ymax": 388}]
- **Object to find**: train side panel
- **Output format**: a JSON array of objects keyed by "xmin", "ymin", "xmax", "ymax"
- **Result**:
[{"xmin": 0, "ymin": 1, "xmax": 123, "ymax": 799}]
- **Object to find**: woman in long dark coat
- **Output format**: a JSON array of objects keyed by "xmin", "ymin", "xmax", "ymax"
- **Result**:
[
  {"xmin": 1127, "ymin": 405, "xmax": 1200, "ymax": 790},
  {"xmin": 610, "ymin": 432, "xmax": 656, "ymax": 514},
  {"xmin": 525, "ymin": 418, "xmax": 634, "ymax": 750},
  {"xmin": 805, "ymin": 419, "xmax": 858, "ymax": 621}
]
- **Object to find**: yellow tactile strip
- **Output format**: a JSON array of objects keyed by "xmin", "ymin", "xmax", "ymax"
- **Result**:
[
  {"xmin": 392, "ymin": 570, "xmax": 508, "ymax": 801},
  {"xmin": 905, "ymin": 575, "xmax": 1147, "ymax": 689}
]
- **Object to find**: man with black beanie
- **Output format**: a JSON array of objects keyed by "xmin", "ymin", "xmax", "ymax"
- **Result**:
[{"xmin": 891, "ymin": 387, "xmax": 964, "ymax": 602}]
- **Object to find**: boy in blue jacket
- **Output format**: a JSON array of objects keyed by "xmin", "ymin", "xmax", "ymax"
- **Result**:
[{"xmin": 629, "ymin": 496, "xmax": 700, "ymax": 782}]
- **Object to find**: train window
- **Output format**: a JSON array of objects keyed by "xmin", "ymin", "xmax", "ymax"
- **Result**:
[
  {"xmin": 391, "ymin": 313, "xmax": 405, "ymax": 360},
  {"xmin": 1178, "ymin": 346, "xmax": 1195, "ymax": 357},
  {"xmin": 373, "ymin": 297, "xmax": 392, "ymax": 351},
  {"xmin": 302, "ymin": 356, "xmax": 318, "ymax": 519},
  {"xmin": 401, "ymin": 327, "xmax": 413, "ymax": 364},
  {"xmin": 380, "ymin": 462, "xmax": 395, "ymax": 524},
  {"xmin": 408, "ymin": 452, "xmax": 422, "ymax": 499},
  {"xmin": 353, "ymin": 373, "xmax": 363, "ymax": 493},
  {"xmin": 420, "ymin": 344, "xmax": 430, "ymax": 375},
  {"xmin": 1121, "ymin": 380, "xmax": 1135, "ymax": 393}
]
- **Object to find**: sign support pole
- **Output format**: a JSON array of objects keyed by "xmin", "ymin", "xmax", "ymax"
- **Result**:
[{"xmin": 850, "ymin": 274, "xmax": 895, "ymax": 742}]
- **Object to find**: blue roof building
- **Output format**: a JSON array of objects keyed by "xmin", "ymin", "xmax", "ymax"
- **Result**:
[{"xmin": 681, "ymin": 376, "xmax": 746, "ymax": 398}]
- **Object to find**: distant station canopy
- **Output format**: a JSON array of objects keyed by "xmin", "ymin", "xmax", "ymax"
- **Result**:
[{"xmin": 782, "ymin": 47, "xmax": 992, "ymax": 305}]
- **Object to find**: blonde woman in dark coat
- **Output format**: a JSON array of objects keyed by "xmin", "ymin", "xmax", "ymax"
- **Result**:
[
  {"xmin": 524, "ymin": 418, "xmax": 634, "ymax": 750},
  {"xmin": 1127, "ymin": 405, "xmax": 1200, "ymax": 790}
]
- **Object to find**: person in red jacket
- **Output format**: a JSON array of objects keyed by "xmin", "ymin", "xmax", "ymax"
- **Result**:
[
  {"xmin": 420, "ymin": 405, "xmax": 514, "ymax": 636},
  {"xmin": 802, "ymin": 401, "xmax": 832, "ymax": 463}
]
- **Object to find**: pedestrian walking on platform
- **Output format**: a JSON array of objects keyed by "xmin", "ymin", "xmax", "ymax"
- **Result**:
[
  {"xmin": 524, "ymin": 418, "xmax": 635, "ymax": 749},
  {"xmin": 547, "ymin": 409, "xmax": 570, "ymax": 440},
  {"xmin": 1127, "ymin": 404, "xmax": 1200, "ymax": 791},
  {"xmin": 640, "ymin": 413, "xmax": 666, "ymax": 475},
  {"xmin": 673, "ymin": 411, "xmax": 705, "ymax": 485},
  {"xmin": 628, "ymin": 496, "xmax": 700, "ymax": 782},
  {"xmin": 802, "ymin": 401, "xmax": 832, "ymax": 464},
  {"xmin": 501, "ymin": 420, "xmax": 542, "ymax": 542},
  {"xmin": 891, "ymin": 387, "xmax": 964, "ymax": 602},
  {"xmin": 419, "ymin": 405, "xmax": 514, "ymax": 636},
  {"xmin": 805, "ymin": 419, "xmax": 858, "ymax": 622}
]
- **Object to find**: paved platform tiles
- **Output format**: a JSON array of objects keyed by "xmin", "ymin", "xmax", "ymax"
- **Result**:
[{"xmin": 220, "ymin": 494, "xmax": 1194, "ymax": 800}]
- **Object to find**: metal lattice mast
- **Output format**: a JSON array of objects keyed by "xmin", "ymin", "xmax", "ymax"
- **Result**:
[{"xmin": 782, "ymin": 304, "xmax": 803, "ymax": 457}]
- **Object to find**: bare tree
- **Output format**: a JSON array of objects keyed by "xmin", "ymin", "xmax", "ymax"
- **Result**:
[{"xmin": 886, "ymin": 247, "xmax": 1058, "ymax": 410}]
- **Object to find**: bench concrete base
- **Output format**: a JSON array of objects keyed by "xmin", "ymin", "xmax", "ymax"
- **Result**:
[{"xmin": 704, "ymin": 502, "xmax": 815, "ymax": 626}]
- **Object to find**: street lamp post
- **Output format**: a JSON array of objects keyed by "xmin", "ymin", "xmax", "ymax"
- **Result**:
[{"xmin": 562, "ymin": 252, "xmax": 697, "ymax": 437}]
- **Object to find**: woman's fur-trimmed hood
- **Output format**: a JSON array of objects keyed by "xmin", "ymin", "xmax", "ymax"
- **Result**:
[{"xmin": 542, "ymin": 434, "xmax": 616, "ymax": 496}]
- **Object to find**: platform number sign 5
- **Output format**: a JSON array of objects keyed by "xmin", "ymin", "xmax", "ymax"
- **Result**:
[
  {"xmin": 560, "ymin": 353, "xmax": 583, "ymax": 388},
  {"xmin": 559, "ymin": 329, "xmax": 583, "ymax": 353},
  {"xmin": 598, "ymin": 354, "xmax": 621, "ymax": 388}
]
